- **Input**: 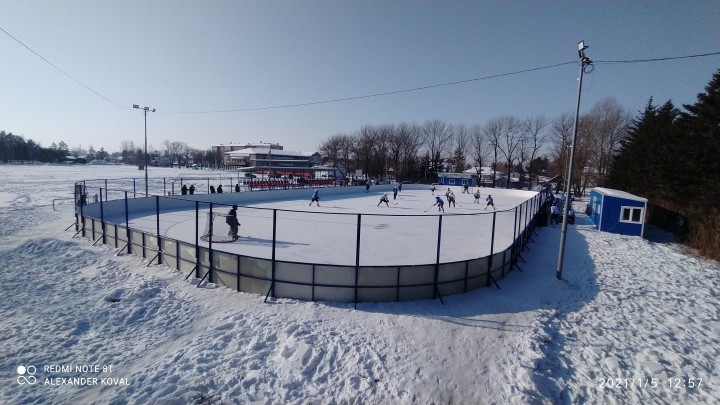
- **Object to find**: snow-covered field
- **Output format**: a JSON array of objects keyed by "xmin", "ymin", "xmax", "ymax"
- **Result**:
[{"xmin": 1, "ymin": 164, "xmax": 718, "ymax": 405}]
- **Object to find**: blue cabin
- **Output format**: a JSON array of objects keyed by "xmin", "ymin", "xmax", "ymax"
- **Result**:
[
  {"xmin": 437, "ymin": 173, "xmax": 477, "ymax": 187},
  {"xmin": 589, "ymin": 187, "xmax": 647, "ymax": 237}
]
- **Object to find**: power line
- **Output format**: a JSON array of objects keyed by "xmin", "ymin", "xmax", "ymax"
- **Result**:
[
  {"xmin": 0, "ymin": 26, "xmax": 132, "ymax": 111},
  {"xmin": 161, "ymin": 51, "xmax": 720, "ymax": 114},
  {"xmin": 3, "ymin": 24, "xmax": 718, "ymax": 114},
  {"xmin": 162, "ymin": 61, "xmax": 578, "ymax": 114},
  {"xmin": 595, "ymin": 51, "xmax": 720, "ymax": 64}
]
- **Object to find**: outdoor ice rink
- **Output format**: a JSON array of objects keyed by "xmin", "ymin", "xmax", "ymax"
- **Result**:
[{"xmin": 103, "ymin": 185, "xmax": 539, "ymax": 267}]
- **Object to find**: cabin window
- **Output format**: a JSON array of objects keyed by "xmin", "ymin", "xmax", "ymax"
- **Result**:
[{"xmin": 620, "ymin": 206, "xmax": 643, "ymax": 224}]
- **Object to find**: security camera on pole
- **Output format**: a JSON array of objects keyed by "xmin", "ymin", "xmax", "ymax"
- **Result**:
[
  {"xmin": 133, "ymin": 104, "xmax": 156, "ymax": 196},
  {"xmin": 556, "ymin": 41, "xmax": 592, "ymax": 280}
]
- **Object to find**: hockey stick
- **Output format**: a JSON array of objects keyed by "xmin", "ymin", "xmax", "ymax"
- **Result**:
[{"xmin": 424, "ymin": 205, "xmax": 436, "ymax": 212}]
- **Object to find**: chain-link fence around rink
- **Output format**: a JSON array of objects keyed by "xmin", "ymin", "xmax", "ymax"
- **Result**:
[
  {"xmin": 74, "ymin": 182, "xmax": 553, "ymax": 302},
  {"xmin": 79, "ymin": 187, "xmax": 550, "ymax": 268}
]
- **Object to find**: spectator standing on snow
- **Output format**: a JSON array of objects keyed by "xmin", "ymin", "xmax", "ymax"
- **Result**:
[{"xmin": 550, "ymin": 204, "xmax": 561, "ymax": 225}]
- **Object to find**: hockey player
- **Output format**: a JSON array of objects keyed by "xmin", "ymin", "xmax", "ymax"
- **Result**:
[
  {"xmin": 463, "ymin": 184, "xmax": 469, "ymax": 194},
  {"xmin": 446, "ymin": 190, "xmax": 456, "ymax": 207},
  {"xmin": 433, "ymin": 196, "xmax": 445, "ymax": 213},
  {"xmin": 309, "ymin": 189, "xmax": 320, "ymax": 206},
  {"xmin": 473, "ymin": 190, "xmax": 481, "ymax": 204},
  {"xmin": 377, "ymin": 193, "xmax": 390, "ymax": 207},
  {"xmin": 392, "ymin": 186, "xmax": 398, "ymax": 200},
  {"xmin": 226, "ymin": 205, "xmax": 240, "ymax": 240},
  {"xmin": 485, "ymin": 194, "xmax": 495, "ymax": 210},
  {"xmin": 431, "ymin": 184, "xmax": 437, "ymax": 195}
]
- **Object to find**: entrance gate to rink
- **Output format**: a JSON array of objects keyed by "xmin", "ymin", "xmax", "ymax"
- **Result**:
[{"xmin": 73, "ymin": 182, "xmax": 551, "ymax": 304}]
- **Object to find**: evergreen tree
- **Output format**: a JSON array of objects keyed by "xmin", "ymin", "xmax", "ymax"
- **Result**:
[
  {"xmin": 608, "ymin": 99, "xmax": 680, "ymax": 201},
  {"xmin": 678, "ymin": 69, "xmax": 720, "ymax": 206}
]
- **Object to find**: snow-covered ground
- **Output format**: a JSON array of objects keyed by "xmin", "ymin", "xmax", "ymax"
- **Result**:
[{"xmin": 1, "ymin": 164, "xmax": 718, "ymax": 405}]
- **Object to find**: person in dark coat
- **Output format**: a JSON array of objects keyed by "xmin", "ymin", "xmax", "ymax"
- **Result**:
[
  {"xmin": 181, "ymin": 184, "xmax": 188, "ymax": 195},
  {"xmin": 217, "ymin": 185, "xmax": 223, "ymax": 193},
  {"xmin": 226, "ymin": 205, "xmax": 240, "ymax": 240},
  {"xmin": 235, "ymin": 183, "xmax": 240, "ymax": 192},
  {"xmin": 189, "ymin": 185, "xmax": 195, "ymax": 195},
  {"xmin": 210, "ymin": 185, "xmax": 216, "ymax": 194}
]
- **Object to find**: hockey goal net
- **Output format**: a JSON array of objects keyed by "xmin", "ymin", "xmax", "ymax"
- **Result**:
[{"xmin": 200, "ymin": 212, "xmax": 236, "ymax": 243}]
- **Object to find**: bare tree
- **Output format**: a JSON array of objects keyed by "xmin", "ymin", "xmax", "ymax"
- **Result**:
[
  {"xmin": 421, "ymin": 119, "xmax": 454, "ymax": 173},
  {"xmin": 178, "ymin": 142, "xmax": 193, "ymax": 167},
  {"xmin": 550, "ymin": 112, "xmax": 575, "ymax": 190},
  {"xmin": 469, "ymin": 123, "xmax": 490, "ymax": 182},
  {"xmin": 451, "ymin": 124, "xmax": 471, "ymax": 172},
  {"xmin": 521, "ymin": 115, "xmax": 549, "ymax": 188},
  {"xmin": 318, "ymin": 133, "xmax": 353, "ymax": 179},
  {"xmin": 583, "ymin": 98, "xmax": 631, "ymax": 187},
  {"xmin": 161, "ymin": 140, "xmax": 188, "ymax": 168},
  {"xmin": 374, "ymin": 124, "xmax": 392, "ymax": 180},
  {"xmin": 483, "ymin": 118, "xmax": 503, "ymax": 187},
  {"xmin": 488, "ymin": 116, "xmax": 524, "ymax": 188},
  {"xmin": 354, "ymin": 125, "xmax": 377, "ymax": 179},
  {"xmin": 389, "ymin": 122, "xmax": 422, "ymax": 182}
]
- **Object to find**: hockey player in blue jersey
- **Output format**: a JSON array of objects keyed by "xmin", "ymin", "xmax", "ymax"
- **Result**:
[
  {"xmin": 485, "ymin": 194, "xmax": 495, "ymax": 210},
  {"xmin": 309, "ymin": 189, "xmax": 320, "ymax": 206},
  {"xmin": 433, "ymin": 196, "xmax": 445, "ymax": 213}
]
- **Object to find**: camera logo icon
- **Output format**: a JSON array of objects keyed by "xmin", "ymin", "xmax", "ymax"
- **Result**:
[{"xmin": 17, "ymin": 366, "xmax": 37, "ymax": 385}]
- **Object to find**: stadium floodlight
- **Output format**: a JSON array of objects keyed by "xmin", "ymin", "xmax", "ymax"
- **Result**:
[
  {"xmin": 133, "ymin": 104, "xmax": 156, "ymax": 196},
  {"xmin": 556, "ymin": 41, "xmax": 592, "ymax": 280}
]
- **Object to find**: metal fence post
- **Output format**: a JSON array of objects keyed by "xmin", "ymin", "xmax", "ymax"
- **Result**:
[
  {"xmin": 195, "ymin": 201, "xmax": 200, "ymax": 278},
  {"xmin": 271, "ymin": 209, "xmax": 277, "ymax": 298},
  {"xmin": 354, "ymin": 213, "xmax": 362, "ymax": 307},
  {"xmin": 434, "ymin": 215, "xmax": 444, "ymax": 303},
  {"xmin": 487, "ymin": 211, "xmax": 498, "ymax": 288},
  {"xmin": 125, "ymin": 191, "xmax": 131, "ymax": 254},
  {"xmin": 156, "ymin": 195, "xmax": 162, "ymax": 265},
  {"xmin": 99, "ymin": 187, "xmax": 106, "ymax": 245},
  {"xmin": 208, "ymin": 203, "xmax": 214, "ymax": 283}
]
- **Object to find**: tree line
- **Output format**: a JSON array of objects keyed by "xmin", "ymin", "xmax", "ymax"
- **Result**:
[
  {"xmin": 607, "ymin": 69, "xmax": 720, "ymax": 260},
  {"xmin": 0, "ymin": 133, "xmax": 219, "ymax": 168},
  {"xmin": 317, "ymin": 97, "xmax": 632, "ymax": 190}
]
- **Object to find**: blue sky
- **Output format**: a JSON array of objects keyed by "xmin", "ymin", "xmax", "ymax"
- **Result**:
[{"xmin": 1, "ymin": 1, "xmax": 718, "ymax": 155}]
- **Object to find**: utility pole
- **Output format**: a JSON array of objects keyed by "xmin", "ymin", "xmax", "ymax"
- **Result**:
[
  {"xmin": 556, "ymin": 41, "xmax": 592, "ymax": 280},
  {"xmin": 133, "ymin": 104, "xmax": 156, "ymax": 196}
]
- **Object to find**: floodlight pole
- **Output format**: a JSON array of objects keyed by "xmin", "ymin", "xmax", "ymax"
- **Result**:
[
  {"xmin": 133, "ymin": 104, "xmax": 156, "ymax": 196},
  {"xmin": 556, "ymin": 41, "xmax": 592, "ymax": 280}
]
